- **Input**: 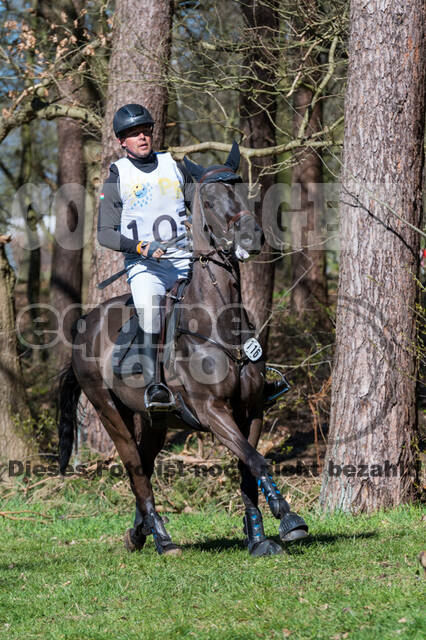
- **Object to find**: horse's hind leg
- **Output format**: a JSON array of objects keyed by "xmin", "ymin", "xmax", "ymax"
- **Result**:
[
  {"xmin": 80, "ymin": 386, "xmax": 177, "ymax": 554},
  {"xmin": 129, "ymin": 420, "xmax": 181, "ymax": 556}
]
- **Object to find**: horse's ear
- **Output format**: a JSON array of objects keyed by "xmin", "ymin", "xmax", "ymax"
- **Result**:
[
  {"xmin": 224, "ymin": 141, "xmax": 240, "ymax": 172},
  {"xmin": 183, "ymin": 156, "xmax": 204, "ymax": 181}
]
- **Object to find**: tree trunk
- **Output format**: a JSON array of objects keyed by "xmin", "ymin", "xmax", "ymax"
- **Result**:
[
  {"xmin": 36, "ymin": 1, "xmax": 86, "ymax": 368},
  {"xmin": 291, "ymin": 87, "xmax": 328, "ymax": 318},
  {"xmin": 320, "ymin": 0, "xmax": 425, "ymax": 511},
  {"xmin": 239, "ymin": 0, "xmax": 278, "ymax": 351},
  {"xmin": 81, "ymin": 0, "xmax": 173, "ymax": 453},
  {"xmin": 0, "ymin": 237, "xmax": 31, "ymax": 464},
  {"xmin": 18, "ymin": 124, "xmax": 42, "ymax": 355},
  {"xmin": 49, "ymin": 115, "xmax": 85, "ymax": 368}
]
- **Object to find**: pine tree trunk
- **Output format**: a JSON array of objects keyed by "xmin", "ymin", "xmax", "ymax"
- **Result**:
[
  {"xmin": 291, "ymin": 87, "xmax": 328, "ymax": 318},
  {"xmin": 22, "ymin": 124, "xmax": 42, "ymax": 355},
  {"xmin": 0, "ymin": 237, "xmax": 31, "ymax": 463},
  {"xmin": 320, "ymin": 0, "xmax": 425, "ymax": 511},
  {"xmin": 239, "ymin": 0, "xmax": 278, "ymax": 351},
  {"xmin": 89, "ymin": 0, "xmax": 173, "ymax": 308},
  {"xmin": 36, "ymin": 1, "xmax": 87, "ymax": 369},
  {"xmin": 81, "ymin": 0, "xmax": 173, "ymax": 453},
  {"xmin": 49, "ymin": 115, "xmax": 85, "ymax": 369}
]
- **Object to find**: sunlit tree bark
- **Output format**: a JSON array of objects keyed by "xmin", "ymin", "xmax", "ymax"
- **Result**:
[
  {"xmin": 239, "ymin": 0, "xmax": 279, "ymax": 351},
  {"xmin": 0, "ymin": 236, "xmax": 31, "ymax": 463},
  {"xmin": 320, "ymin": 0, "xmax": 425, "ymax": 511},
  {"xmin": 290, "ymin": 87, "xmax": 328, "ymax": 318},
  {"xmin": 82, "ymin": 0, "xmax": 173, "ymax": 452}
]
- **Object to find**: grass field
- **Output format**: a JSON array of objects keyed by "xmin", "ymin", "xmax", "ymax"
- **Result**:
[{"xmin": 0, "ymin": 483, "xmax": 424, "ymax": 640}]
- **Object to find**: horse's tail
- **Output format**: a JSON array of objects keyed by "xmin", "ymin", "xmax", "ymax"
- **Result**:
[{"xmin": 58, "ymin": 363, "xmax": 81, "ymax": 474}]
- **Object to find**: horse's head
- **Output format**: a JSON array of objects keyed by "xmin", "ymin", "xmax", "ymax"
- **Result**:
[{"xmin": 184, "ymin": 142, "xmax": 262, "ymax": 261}]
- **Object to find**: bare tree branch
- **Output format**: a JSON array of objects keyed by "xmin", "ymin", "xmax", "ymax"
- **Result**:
[
  {"xmin": 0, "ymin": 102, "xmax": 101, "ymax": 143},
  {"xmin": 168, "ymin": 116, "xmax": 343, "ymax": 159}
]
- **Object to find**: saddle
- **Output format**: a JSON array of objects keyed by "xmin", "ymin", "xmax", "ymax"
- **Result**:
[
  {"xmin": 110, "ymin": 279, "xmax": 202, "ymax": 426},
  {"xmin": 111, "ymin": 279, "xmax": 291, "ymax": 415}
]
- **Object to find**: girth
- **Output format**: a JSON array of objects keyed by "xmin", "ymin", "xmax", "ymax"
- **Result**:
[{"xmin": 176, "ymin": 327, "xmax": 248, "ymax": 366}]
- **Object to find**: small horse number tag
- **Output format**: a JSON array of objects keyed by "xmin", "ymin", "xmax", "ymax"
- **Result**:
[{"xmin": 243, "ymin": 338, "xmax": 263, "ymax": 362}]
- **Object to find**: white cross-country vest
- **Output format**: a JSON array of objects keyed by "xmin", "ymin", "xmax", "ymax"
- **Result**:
[{"xmin": 115, "ymin": 153, "xmax": 188, "ymax": 250}]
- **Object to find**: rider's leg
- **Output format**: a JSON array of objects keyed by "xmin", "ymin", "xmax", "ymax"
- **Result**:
[
  {"xmin": 126, "ymin": 267, "xmax": 170, "ymax": 403},
  {"xmin": 126, "ymin": 257, "xmax": 190, "ymax": 405}
]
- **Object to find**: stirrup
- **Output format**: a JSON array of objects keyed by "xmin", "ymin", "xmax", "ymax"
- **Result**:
[
  {"xmin": 264, "ymin": 366, "xmax": 291, "ymax": 406},
  {"xmin": 144, "ymin": 383, "xmax": 176, "ymax": 412}
]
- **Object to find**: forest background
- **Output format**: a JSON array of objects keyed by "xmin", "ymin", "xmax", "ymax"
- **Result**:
[{"xmin": 0, "ymin": 0, "xmax": 424, "ymax": 514}]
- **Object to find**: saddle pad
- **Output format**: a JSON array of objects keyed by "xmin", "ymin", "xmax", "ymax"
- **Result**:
[
  {"xmin": 112, "ymin": 278, "xmax": 189, "ymax": 376},
  {"xmin": 111, "ymin": 314, "xmax": 144, "ymax": 376}
]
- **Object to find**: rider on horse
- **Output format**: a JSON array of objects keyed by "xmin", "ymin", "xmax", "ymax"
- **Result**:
[{"xmin": 97, "ymin": 103, "xmax": 194, "ymax": 407}]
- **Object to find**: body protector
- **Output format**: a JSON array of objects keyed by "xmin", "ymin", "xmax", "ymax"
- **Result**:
[{"xmin": 115, "ymin": 153, "xmax": 189, "ymax": 254}]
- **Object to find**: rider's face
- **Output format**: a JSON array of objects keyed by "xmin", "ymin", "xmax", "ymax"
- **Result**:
[{"xmin": 120, "ymin": 124, "xmax": 153, "ymax": 158}]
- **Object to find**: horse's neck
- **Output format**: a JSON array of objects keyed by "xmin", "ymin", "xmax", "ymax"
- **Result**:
[
  {"xmin": 191, "ymin": 256, "xmax": 241, "ymax": 304},
  {"xmin": 183, "ymin": 256, "xmax": 242, "ymax": 344}
]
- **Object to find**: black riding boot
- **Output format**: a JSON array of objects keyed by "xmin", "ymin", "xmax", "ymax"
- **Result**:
[
  {"xmin": 112, "ymin": 324, "xmax": 174, "ymax": 408},
  {"xmin": 143, "ymin": 333, "xmax": 175, "ymax": 409}
]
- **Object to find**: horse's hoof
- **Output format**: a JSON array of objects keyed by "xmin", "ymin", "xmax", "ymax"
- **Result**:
[
  {"xmin": 279, "ymin": 512, "xmax": 309, "ymax": 542},
  {"xmin": 161, "ymin": 544, "xmax": 182, "ymax": 556},
  {"xmin": 124, "ymin": 528, "xmax": 147, "ymax": 552},
  {"xmin": 249, "ymin": 539, "xmax": 282, "ymax": 557}
]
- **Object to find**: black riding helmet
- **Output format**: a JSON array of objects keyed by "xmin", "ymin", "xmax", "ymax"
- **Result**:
[{"xmin": 113, "ymin": 104, "xmax": 154, "ymax": 138}]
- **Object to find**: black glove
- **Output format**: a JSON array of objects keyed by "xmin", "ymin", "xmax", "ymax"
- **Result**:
[{"xmin": 146, "ymin": 241, "xmax": 164, "ymax": 258}]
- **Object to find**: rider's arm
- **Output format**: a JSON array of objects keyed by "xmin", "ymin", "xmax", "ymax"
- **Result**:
[{"xmin": 97, "ymin": 164, "xmax": 140, "ymax": 254}]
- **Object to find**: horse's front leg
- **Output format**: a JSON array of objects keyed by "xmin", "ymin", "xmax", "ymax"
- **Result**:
[
  {"xmin": 201, "ymin": 400, "xmax": 280, "ymax": 555},
  {"xmin": 258, "ymin": 473, "xmax": 309, "ymax": 542},
  {"xmin": 239, "ymin": 417, "xmax": 282, "ymax": 556},
  {"xmin": 201, "ymin": 398, "xmax": 270, "ymax": 478},
  {"xmin": 240, "ymin": 416, "xmax": 308, "ymax": 548},
  {"xmin": 239, "ymin": 365, "xmax": 309, "ymax": 543}
]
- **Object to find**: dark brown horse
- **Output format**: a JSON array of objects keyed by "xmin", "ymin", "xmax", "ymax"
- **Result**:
[{"xmin": 58, "ymin": 145, "xmax": 308, "ymax": 557}]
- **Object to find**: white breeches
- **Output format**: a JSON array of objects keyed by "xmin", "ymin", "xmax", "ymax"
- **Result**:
[{"xmin": 126, "ymin": 254, "xmax": 190, "ymax": 334}]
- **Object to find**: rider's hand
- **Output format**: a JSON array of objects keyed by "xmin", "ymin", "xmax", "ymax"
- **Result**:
[{"xmin": 137, "ymin": 241, "xmax": 164, "ymax": 259}]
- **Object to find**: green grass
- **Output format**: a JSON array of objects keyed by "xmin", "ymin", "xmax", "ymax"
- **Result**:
[{"xmin": 0, "ymin": 493, "xmax": 425, "ymax": 640}]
